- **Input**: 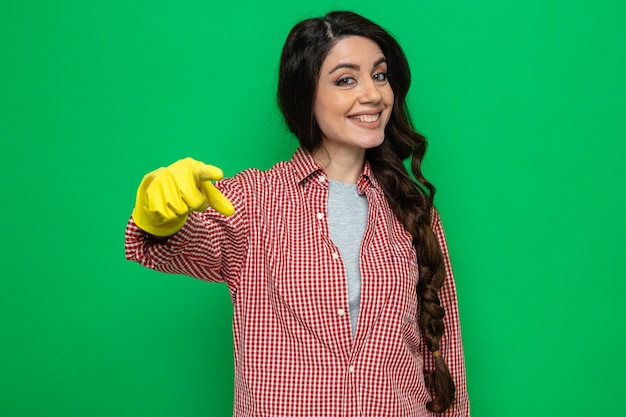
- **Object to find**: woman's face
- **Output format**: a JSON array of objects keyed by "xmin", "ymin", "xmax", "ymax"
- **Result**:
[{"xmin": 313, "ymin": 36, "xmax": 394, "ymax": 156}]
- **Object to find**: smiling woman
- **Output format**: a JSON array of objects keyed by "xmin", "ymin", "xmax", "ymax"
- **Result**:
[
  {"xmin": 126, "ymin": 10, "xmax": 469, "ymax": 417},
  {"xmin": 312, "ymin": 36, "xmax": 394, "ymax": 182}
]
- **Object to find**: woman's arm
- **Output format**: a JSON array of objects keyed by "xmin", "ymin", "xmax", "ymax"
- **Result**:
[{"xmin": 125, "ymin": 177, "xmax": 249, "ymax": 285}]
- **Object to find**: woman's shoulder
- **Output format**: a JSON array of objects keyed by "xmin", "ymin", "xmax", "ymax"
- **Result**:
[
  {"xmin": 240, "ymin": 160, "xmax": 293, "ymax": 180},
  {"xmin": 218, "ymin": 159, "xmax": 296, "ymax": 191}
]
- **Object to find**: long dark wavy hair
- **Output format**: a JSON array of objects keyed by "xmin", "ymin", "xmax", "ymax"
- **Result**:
[{"xmin": 277, "ymin": 11, "xmax": 455, "ymax": 412}]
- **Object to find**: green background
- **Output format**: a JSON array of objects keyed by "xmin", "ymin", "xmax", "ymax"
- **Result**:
[{"xmin": 2, "ymin": 0, "xmax": 625, "ymax": 416}]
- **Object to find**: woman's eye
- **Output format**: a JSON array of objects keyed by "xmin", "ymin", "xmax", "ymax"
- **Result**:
[
  {"xmin": 373, "ymin": 72, "xmax": 389, "ymax": 82},
  {"xmin": 336, "ymin": 77, "xmax": 356, "ymax": 86}
]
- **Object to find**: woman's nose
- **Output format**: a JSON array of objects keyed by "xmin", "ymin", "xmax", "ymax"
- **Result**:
[{"xmin": 358, "ymin": 78, "xmax": 382, "ymax": 104}]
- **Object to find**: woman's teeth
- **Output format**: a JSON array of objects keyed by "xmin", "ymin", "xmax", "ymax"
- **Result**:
[{"xmin": 352, "ymin": 113, "xmax": 380, "ymax": 122}]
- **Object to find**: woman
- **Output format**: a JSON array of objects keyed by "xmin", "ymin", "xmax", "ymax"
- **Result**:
[{"xmin": 126, "ymin": 11, "xmax": 469, "ymax": 416}]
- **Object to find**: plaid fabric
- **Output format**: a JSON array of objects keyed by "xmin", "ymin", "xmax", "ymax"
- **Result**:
[{"xmin": 126, "ymin": 148, "xmax": 469, "ymax": 417}]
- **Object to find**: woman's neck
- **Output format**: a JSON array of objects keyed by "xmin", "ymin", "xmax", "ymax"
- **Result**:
[{"xmin": 312, "ymin": 146, "xmax": 365, "ymax": 184}]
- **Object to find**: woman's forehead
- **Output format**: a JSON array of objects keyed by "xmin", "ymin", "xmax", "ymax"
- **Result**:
[{"xmin": 322, "ymin": 36, "xmax": 386, "ymax": 68}]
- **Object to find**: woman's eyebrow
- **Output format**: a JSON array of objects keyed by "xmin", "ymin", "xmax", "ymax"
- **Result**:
[
  {"xmin": 372, "ymin": 57, "xmax": 387, "ymax": 68},
  {"xmin": 327, "ymin": 57, "xmax": 387, "ymax": 75},
  {"xmin": 328, "ymin": 63, "xmax": 359, "ymax": 74}
]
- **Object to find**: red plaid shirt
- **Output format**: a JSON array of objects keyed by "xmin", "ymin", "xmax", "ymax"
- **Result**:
[{"xmin": 125, "ymin": 149, "xmax": 469, "ymax": 416}]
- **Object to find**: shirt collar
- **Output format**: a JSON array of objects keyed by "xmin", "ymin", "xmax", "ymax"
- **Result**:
[{"xmin": 290, "ymin": 147, "xmax": 381, "ymax": 193}]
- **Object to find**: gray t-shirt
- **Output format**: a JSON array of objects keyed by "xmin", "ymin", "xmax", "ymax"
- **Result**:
[{"xmin": 327, "ymin": 179, "xmax": 369, "ymax": 337}]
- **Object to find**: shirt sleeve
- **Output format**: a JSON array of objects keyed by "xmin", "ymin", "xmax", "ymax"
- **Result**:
[
  {"xmin": 422, "ymin": 209, "xmax": 470, "ymax": 416},
  {"xmin": 124, "ymin": 177, "xmax": 249, "ymax": 289}
]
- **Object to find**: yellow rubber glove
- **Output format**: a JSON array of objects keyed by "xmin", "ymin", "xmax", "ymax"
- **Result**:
[{"xmin": 132, "ymin": 157, "xmax": 235, "ymax": 236}]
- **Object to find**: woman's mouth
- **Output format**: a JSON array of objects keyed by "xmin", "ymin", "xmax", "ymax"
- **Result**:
[{"xmin": 350, "ymin": 113, "xmax": 380, "ymax": 123}]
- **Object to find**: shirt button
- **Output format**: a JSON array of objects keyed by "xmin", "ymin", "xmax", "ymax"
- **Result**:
[
  {"xmin": 316, "ymin": 212, "xmax": 324, "ymax": 220},
  {"xmin": 318, "ymin": 176, "xmax": 326, "ymax": 183},
  {"xmin": 337, "ymin": 309, "xmax": 345, "ymax": 317},
  {"xmin": 332, "ymin": 252, "xmax": 339, "ymax": 260},
  {"xmin": 348, "ymin": 365, "xmax": 355, "ymax": 373}
]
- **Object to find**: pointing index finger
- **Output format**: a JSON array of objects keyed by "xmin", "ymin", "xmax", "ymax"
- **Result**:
[{"xmin": 193, "ymin": 162, "xmax": 224, "ymax": 183}]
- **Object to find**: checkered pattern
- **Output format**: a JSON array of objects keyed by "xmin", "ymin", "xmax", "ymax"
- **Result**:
[{"xmin": 125, "ymin": 149, "xmax": 469, "ymax": 416}]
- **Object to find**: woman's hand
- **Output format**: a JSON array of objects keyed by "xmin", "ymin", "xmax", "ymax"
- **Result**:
[{"xmin": 132, "ymin": 157, "xmax": 234, "ymax": 236}]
